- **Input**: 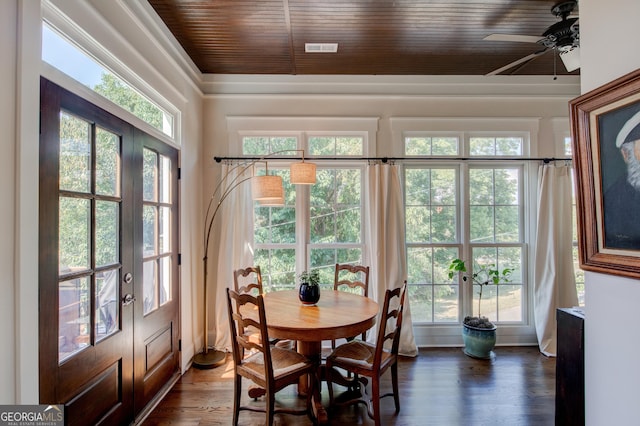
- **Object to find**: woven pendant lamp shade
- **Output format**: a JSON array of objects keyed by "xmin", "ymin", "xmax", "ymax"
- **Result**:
[
  {"xmin": 258, "ymin": 196, "xmax": 285, "ymax": 206},
  {"xmin": 252, "ymin": 175, "xmax": 283, "ymax": 200},
  {"xmin": 290, "ymin": 161, "xmax": 316, "ymax": 184}
]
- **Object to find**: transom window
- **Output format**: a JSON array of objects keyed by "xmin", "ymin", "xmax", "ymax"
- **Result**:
[
  {"xmin": 242, "ymin": 136, "xmax": 298, "ymax": 155},
  {"xmin": 405, "ymin": 135, "xmax": 459, "ymax": 156},
  {"xmin": 309, "ymin": 135, "xmax": 364, "ymax": 156},
  {"xmin": 42, "ymin": 22, "xmax": 176, "ymax": 139}
]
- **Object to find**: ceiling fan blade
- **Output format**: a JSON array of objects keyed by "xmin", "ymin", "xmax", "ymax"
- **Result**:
[
  {"xmin": 484, "ymin": 34, "xmax": 545, "ymax": 44},
  {"xmin": 485, "ymin": 49, "xmax": 549, "ymax": 76}
]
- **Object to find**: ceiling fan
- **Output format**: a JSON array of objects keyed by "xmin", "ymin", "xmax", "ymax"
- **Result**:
[{"xmin": 484, "ymin": 0, "xmax": 579, "ymax": 76}]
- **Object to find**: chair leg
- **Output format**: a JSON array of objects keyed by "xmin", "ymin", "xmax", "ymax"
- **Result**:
[
  {"xmin": 266, "ymin": 387, "xmax": 275, "ymax": 426},
  {"xmin": 370, "ymin": 377, "xmax": 381, "ymax": 426},
  {"xmin": 233, "ymin": 375, "xmax": 242, "ymax": 426},
  {"xmin": 391, "ymin": 362, "xmax": 400, "ymax": 413},
  {"xmin": 307, "ymin": 370, "xmax": 316, "ymax": 421},
  {"xmin": 327, "ymin": 365, "xmax": 335, "ymax": 410}
]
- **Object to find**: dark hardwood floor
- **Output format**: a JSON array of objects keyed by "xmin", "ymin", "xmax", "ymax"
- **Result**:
[{"xmin": 142, "ymin": 347, "xmax": 556, "ymax": 425}]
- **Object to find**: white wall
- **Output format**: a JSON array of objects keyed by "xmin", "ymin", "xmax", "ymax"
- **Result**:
[
  {"xmin": 1, "ymin": 0, "xmax": 18, "ymax": 403},
  {"xmin": 580, "ymin": 1, "xmax": 640, "ymax": 425}
]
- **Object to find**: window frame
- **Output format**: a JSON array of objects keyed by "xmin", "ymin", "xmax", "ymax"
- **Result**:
[
  {"xmin": 401, "ymin": 126, "xmax": 532, "ymax": 327},
  {"xmin": 251, "ymin": 157, "xmax": 367, "ymax": 290},
  {"xmin": 41, "ymin": 5, "xmax": 180, "ymax": 146}
]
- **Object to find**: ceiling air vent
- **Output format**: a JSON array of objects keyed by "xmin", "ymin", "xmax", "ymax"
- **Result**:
[{"xmin": 304, "ymin": 43, "xmax": 338, "ymax": 53}]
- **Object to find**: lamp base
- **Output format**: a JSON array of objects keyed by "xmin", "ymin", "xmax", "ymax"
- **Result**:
[{"xmin": 192, "ymin": 349, "xmax": 226, "ymax": 369}]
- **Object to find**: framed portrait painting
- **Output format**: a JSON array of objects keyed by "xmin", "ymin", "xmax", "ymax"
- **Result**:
[{"xmin": 570, "ymin": 68, "xmax": 640, "ymax": 278}]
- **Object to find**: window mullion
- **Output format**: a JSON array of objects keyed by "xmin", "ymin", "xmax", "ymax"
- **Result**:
[
  {"xmin": 459, "ymin": 163, "xmax": 474, "ymax": 320},
  {"xmin": 296, "ymin": 183, "xmax": 310, "ymax": 275}
]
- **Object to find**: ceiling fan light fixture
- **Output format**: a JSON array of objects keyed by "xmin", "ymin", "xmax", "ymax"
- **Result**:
[{"xmin": 559, "ymin": 46, "xmax": 580, "ymax": 72}]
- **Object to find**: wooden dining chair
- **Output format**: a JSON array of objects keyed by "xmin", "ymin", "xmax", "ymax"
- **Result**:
[
  {"xmin": 233, "ymin": 266, "xmax": 264, "ymax": 296},
  {"xmin": 234, "ymin": 266, "xmax": 294, "ymax": 345},
  {"xmin": 233, "ymin": 266, "xmax": 294, "ymax": 399},
  {"xmin": 326, "ymin": 281, "xmax": 407, "ymax": 426},
  {"xmin": 226, "ymin": 288, "xmax": 316, "ymax": 426},
  {"xmin": 332, "ymin": 263, "xmax": 370, "ymax": 349}
]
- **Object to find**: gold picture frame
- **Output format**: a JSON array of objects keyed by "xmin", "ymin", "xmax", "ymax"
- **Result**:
[{"xmin": 570, "ymin": 68, "xmax": 640, "ymax": 278}]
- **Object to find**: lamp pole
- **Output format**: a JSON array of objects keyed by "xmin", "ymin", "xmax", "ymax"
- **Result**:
[
  {"xmin": 191, "ymin": 151, "xmax": 315, "ymax": 369},
  {"xmin": 192, "ymin": 161, "xmax": 253, "ymax": 368}
]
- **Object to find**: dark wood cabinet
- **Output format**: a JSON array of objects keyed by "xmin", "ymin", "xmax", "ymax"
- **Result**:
[{"xmin": 555, "ymin": 308, "xmax": 585, "ymax": 426}]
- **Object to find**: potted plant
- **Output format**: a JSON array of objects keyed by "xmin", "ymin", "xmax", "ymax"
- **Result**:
[
  {"xmin": 298, "ymin": 269, "xmax": 321, "ymax": 305},
  {"xmin": 448, "ymin": 258, "xmax": 513, "ymax": 359}
]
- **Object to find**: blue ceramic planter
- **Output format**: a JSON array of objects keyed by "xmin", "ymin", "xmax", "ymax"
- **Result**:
[
  {"xmin": 298, "ymin": 283, "xmax": 320, "ymax": 305},
  {"xmin": 462, "ymin": 323, "xmax": 497, "ymax": 359}
]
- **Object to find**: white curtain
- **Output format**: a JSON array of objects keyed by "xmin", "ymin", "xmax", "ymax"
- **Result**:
[
  {"xmin": 534, "ymin": 162, "xmax": 578, "ymax": 356},
  {"xmin": 365, "ymin": 163, "xmax": 418, "ymax": 357},
  {"xmin": 212, "ymin": 164, "xmax": 254, "ymax": 352}
]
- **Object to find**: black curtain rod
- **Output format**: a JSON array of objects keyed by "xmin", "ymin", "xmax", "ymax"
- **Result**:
[{"xmin": 214, "ymin": 156, "xmax": 571, "ymax": 163}]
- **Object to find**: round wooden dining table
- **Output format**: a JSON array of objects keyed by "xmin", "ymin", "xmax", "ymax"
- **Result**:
[{"xmin": 262, "ymin": 289, "xmax": 379, "ymax": 424}]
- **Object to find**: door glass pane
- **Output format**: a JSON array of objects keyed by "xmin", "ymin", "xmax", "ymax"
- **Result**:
[
  {"xmin": 159, "ymin": 207, "xmax": 170, "ymax": 254},
  {"xmin": 95, "ymin": 128, "xmax": 120, "ymax": 196},
  {"xmin": 96, "ymin": 269, "xmax": 119, "ymax": 341},
  {"xmin": 160, "ymin": 155, "xmax": 171, "ymax": 203},
  {"xmin": 143, "ymin": 260, "xmax": 158, "ymax": 315},
  {"xmin": 59, "ymin": 276, "xmax": 90, "ymax": 362},
  {"xmin": 59, "ymin": 197, "xmax": 90, "ymax": 274},
  {"xmin": 59, "ymin": 111, "xmax": 90, "ymax": 193},
  {"xmin": 96, "ymin": 200, "xmax": 119, "ymax": 267},
  {"xmin": 143, "ymin": 149, "xmax": 157, "ymax": 202},
  {"xmin": 143, "ymin": 206, "xmax": 157, "ymax": 256},
  {"xmin": 160, "ymin": 256, "xmax": 171, "ymax": 306}
]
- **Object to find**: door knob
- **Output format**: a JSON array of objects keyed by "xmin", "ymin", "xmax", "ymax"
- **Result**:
[{"xmin": 122, "ymin": 293, "xmax": 136, "ymax": 306}]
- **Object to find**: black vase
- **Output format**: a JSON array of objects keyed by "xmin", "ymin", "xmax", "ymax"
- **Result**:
[{"xmin": 298, "ymin": 283, "xmax": 320, "ymax": 305}]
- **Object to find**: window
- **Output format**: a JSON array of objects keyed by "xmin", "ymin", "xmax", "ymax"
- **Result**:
[
  {"xmin": 42, "ymin": 22, "xmax": 175, "ymax": 139},
  {"xmin": 405, "ymin": 133, "xmax": 526, "ymax": 325},
  {"xmin": 58, "ymin": 111, "xmax": 122, "ymax": 361},
  {"xmin": 254, "ymin": 166, "xmax": 297, "ymax": 290},
  {"xmin": 142, "ymin": 149, "xmax": 174, "ymax": 314},
  {"xmin": 565, "ymin": 136, "xmax": 585, "ymax": 305},
  {"xmin": 309, "ymin": 167, "xmax": 363, "ymax": 289},
  {"xmin": 405, "ymin": 166, "xmax": 459, "ymax": 322},
  {"xmin": 309, "ymin": 135, "xmax": 364, "ymax": 156},
  {"xmin": 250, "ymin": 135, "xmax": 364, "ymax": 290},
  {"xmin": 405, "ymin": 135, "xmax": 459, "ymax": 156}
]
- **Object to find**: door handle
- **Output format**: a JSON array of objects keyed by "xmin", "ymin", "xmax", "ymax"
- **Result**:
[{"xmin": 122, "ymin": 293, "xmax": 136, "ymax": 306}]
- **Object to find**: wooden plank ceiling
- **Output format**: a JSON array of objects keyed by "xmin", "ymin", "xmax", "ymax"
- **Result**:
[{"xmin": 147, "ymin": 0, "xmax": 580, "ymax": 76}]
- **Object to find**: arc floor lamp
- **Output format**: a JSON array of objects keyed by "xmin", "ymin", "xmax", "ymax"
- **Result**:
[{"xmin": 192, "ymin": 151, "xmax": 316, "ymax": 368}]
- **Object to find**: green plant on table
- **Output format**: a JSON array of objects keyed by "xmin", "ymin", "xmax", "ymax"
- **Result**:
[{"xmin": 298, "ymin": 269, "xmax": 320, "ymax": 287}]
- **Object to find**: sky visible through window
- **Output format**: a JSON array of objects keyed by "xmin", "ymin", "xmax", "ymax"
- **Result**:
[
  {"xmin": 42, "ymin": 25, "xmax": 104, "ymax": 89},
  {"xmin": 42, "ymin": 23, "xmax": 174, "ymax": 139}
]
